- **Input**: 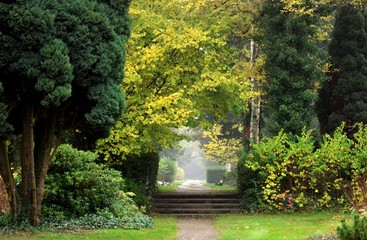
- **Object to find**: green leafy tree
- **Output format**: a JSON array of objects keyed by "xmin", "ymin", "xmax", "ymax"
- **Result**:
[
  {"xmin": 316, "ymin": 4, "xmax": 367, "ymax": 135},
  {"xmin": 0, "ymin": 0, "xmax": 130, "ymax": 225},
  {"xmin": 96, "ymin": 0, "xmax": 250, "ymax": 163},
  {"xmin": 257, "ymin": 0, "xmax": 322, "ymax": 135}
]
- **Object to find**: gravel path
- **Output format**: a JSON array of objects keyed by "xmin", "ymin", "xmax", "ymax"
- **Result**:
[
  {"xmin": 176, "ymin": 217, "xmax": 218, "ymax": 240},
  {"xmin": 177, "ymin": 180, "xmax": 211, "ymax": 192},
  {"xmin": 175, "ymin": 180, "xmax": 219, "ymax": 240}
]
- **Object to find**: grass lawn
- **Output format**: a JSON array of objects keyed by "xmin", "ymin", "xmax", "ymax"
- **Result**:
[
  {"xmin": 204, "ymin": 183, "xmax": 238, "ymax": 193},
  {"xmin": 1, "ymin": 212, "xmax": 347, "ymax": 240},
  {"xmin": 0, "ymin": 216, "xmax": 177, "ymax": 240},
  {"xmin": 156, "ymin": 180, "xmax": 184, "ymax": 193},
  {"xmin": 214, "ymin": 212, "xmax": 345, "ymax": 240}
]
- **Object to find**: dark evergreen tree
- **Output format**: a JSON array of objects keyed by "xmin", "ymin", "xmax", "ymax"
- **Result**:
[
  {"xmin": 316, "ymin": 4, "xmax": 367, "ymax": 136},
  {"xmin": 257, "ymin": 0, "xmax": 321, "ymax": 135},
  {"xmin": 0, "ymin": 0, "xmax": 131, "ymax": 225}
]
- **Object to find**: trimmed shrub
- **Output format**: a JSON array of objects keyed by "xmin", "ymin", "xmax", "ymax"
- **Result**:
[
  {"xmin": 206, "ymin": 166, "xmax": 226, "ymax": 184},
  {"xmin": 157, "ymin": 158, "xmax": 177, "ymax": 183}
]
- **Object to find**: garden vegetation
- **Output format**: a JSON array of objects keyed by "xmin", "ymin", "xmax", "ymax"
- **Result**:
[{"xmin": 240, "ymin": 123, "xmax": 367, "ymax": 213}]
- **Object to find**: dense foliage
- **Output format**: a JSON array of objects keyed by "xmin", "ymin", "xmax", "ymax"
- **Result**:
[
  {"xmin": 337, "ymin": 212, "xmax": 367, "ymax": 240},
  {"xmin": 243, "ymin": 124, "xmax": 367, "ymax": 212},
  {"xmin": 257, "ymin": 0, "xmax": 322, "ymax": 135},
  {"xmin": 202, "ymin": 124, "xmax": 243, "ymax": 165},
  {"xmin": 0, "ymin": 0, "xmax": 131, "ymax": 225},
  {"xmin": 95, "ymin": 0, "xmax": 250, "ymax": 163},
  {"xmin": 42, "ymin": 145, "xmax": 152, "ymax": 230},
  {"xmin": 206, "ymin": 166, "xmax": 226, "ymax": 184},
  {"xmin": 110, "ymin": 152, "xmax": 159, "ymax": 208},
  {"xmin": 316, "ymin": 4, "xmax": 367, "ymax": 135}
]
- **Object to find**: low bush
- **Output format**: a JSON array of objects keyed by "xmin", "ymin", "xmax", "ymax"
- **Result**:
[
  {"xmin": 337, "ymin": 212, "xmax": 367, "ymax": 240},
  {"xmin": 123, "ymin": 179, "xmax": 151, "ymax": 211},
  {"xmin": 42, "ymin": 144, "xmax": 152, "ymax": 230},
  {"xmin": 240, "ymin": 188, "xmax": 265, "ymax": 213},
  {"xmin": 44, "ymin": 144, "xmax": 126, "ymax": 217}
]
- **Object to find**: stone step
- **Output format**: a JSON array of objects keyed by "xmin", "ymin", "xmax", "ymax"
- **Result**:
[
  {"xmin": 152, "ymin": 192, "xmax": 242, "ymax": 215},
  {"xmin": 154, "ymin": 198, "xmax": 241, "ymax": 204},
  {"xmin": 154, "ymin": 193, "xmax": 241, "ymax": 199},
  {"xmin": 154, "ymin": 208, "xmax": 241, "ymax": 214},
  {"xmin": 154, "ymin": 203, "xmax": 240, "ymax": 209}
]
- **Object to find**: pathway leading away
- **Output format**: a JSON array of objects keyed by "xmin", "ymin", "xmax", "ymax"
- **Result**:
[
  {"xmin": 177, "ymin": 180, "xmax": 211, "ymax": 193},
  {"xmin": 175, "ymin": 180, "xmax": 219, "ymax": 240},
  {"xmin": 177, "ymin": 217, "xmax": 218, "ymax": 240}
]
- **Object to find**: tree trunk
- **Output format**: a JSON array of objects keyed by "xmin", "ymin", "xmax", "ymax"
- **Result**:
[
  {"xmin": 20, "ymin": 100, "xmax": 38, "ymax": 225},
  {"xmin": 0, "ymin": 140, "xmax": 17, "ymax": 223},
  {"xmin": 33, "ymin": 111, "xmax": 59, "ymax": 225},
  {"xmin": 249, "ymin": 39, "xmax": 261, "ymax": 144}
]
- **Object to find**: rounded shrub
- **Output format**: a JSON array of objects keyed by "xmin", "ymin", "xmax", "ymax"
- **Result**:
[
  {"xmin": 42, "ymin": 144, "xmax": 153, "ymax": 229},
  {"xmin": 44, "ymin": 144, "xmax": 126, "ymax": 217},
  {"xmin": 157, "ymin": 158, "xmax": 177, "ymax": 183}
]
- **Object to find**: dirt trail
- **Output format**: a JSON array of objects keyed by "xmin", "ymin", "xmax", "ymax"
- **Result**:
[{"xmin": 175, "ymin": 180, "xmax": 219, "ymax": 240}]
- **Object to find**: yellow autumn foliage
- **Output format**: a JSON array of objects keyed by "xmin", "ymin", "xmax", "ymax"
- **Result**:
[{"xmin": 95, "ymin": 0, "xmax": 253, "ymax": 162}]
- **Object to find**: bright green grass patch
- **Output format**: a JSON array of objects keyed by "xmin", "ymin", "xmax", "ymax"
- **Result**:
[
  {"xmin": 214, "ymin": 212, "xmax": 345, "ymax": 240},
  {"xmin": 157, "ymin": 180, "xmax": 184, "ymax": 193},
  {"xmin": 0, "ymin": 216, "xmax": 177, "ymax": 240},
  {"xmin": 204, "ymin": 183, "xmax": 237, "ymax": 193}
]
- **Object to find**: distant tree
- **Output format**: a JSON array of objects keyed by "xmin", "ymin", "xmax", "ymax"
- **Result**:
[
  {"xmin": 0, "ymin": 0, "xmax": 131, "ymax": 225},
  {"xmin": 202, "ymin": 124, "xmax": 242, "ymax": 166},
  {"xmin": 316, "ymin": 4, "xmax": 367, "ymax": 136},
  {"xmin": 257, "ymin": 0, "xmax": 321, "ymax": 135}
]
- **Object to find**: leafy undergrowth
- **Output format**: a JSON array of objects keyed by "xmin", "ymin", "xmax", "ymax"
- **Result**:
[
  {"xmin": 0, "ymin": 216, "xmax": 177, "ymax": 240},
  {"xmin": 214, "ymin": 212, "xmax": 345, "ymax": 240}
]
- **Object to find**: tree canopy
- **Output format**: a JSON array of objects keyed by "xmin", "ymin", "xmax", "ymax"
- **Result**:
[{"xmin": 95, "ymin": 0, "xmax": 251, "ymax": 162}]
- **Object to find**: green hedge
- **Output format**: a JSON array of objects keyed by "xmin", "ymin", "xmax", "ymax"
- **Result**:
[{"xmin": 206, "ymin": 166, "xmax": 226, "ymax": 184}]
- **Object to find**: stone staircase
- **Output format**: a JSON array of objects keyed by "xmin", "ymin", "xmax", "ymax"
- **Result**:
[{"xmin": 152, "ymin": 192, "xmax": 242, "ymax": 215}]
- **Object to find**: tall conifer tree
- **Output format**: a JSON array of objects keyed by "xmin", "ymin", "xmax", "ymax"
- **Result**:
[
  {"xmin": 258, "ymin": 0, "xmax": 320, "ymax": 135},
  {"xmin": 316, "ymin": 4, "xmax": 367, "ymax": 135}
]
